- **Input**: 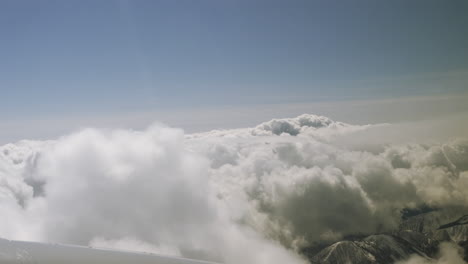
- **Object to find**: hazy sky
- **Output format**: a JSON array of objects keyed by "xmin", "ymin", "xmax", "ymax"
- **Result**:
[
  {"xmin": 1, "ymin": 0, "xmax": 468, "ymax": 141},
  {"xmin": 1, "ymin": 2, "xmax": 468, "ymax": 262}
]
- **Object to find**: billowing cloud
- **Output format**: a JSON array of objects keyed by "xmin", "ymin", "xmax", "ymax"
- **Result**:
[{"xmin": 0, "ymin": 114, "xmax": 467, "ymax": 263}]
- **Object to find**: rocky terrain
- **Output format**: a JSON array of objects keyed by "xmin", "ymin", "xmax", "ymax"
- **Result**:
[{"xmin": 300, "ymin": 210, "xmax": 468, "ymax": 264}]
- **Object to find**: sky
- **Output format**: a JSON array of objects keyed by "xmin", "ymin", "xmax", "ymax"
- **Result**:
[
  {"xmin": 1, "ymin": 0, "xmax": 468, "ymax": 142},
  {"xmin": 2, "ymin": 2, "xmax": 468, "ymax": 263}
]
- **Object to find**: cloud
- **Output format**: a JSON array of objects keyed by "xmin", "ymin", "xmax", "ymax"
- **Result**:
[
  {"xmin": 0, "ymin": 114, "xmax": 467, "ymax": 263},
  {"xmin": 395, "ymin": 242, "xmax": 466, "ymax": 264},
  {"xmin": 90, "ymin": 237, "xmax": 182, "ymax": 256}
]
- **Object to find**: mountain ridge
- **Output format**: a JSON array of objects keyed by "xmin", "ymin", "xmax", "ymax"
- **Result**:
[{"xmin": 301, "ymin": 210, "xmax": 468, "ymax": 264}]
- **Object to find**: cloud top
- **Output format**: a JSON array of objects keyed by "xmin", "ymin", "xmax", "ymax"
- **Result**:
[{"xmin": 0, "ymin": 114, "xmax": 467, "ymax": 263}]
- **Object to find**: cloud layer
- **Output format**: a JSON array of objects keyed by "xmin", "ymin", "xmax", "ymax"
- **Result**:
[{"xmin": 0, "ymin": 114, "xmax": 467, "ymax": 263}]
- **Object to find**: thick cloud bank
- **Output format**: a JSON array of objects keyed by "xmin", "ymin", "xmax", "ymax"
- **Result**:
[{"xmin": 0, "ymin": 114, "xmax": 467, "ymax": 263}]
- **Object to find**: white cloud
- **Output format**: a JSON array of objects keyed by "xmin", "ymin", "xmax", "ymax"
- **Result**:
[
  {"xmin": 90, "ymin": 237, "xmax": 182, "ymax": 256},
  {"xmin": 0, "ymin": 114, "xmax": 467, "ymax": 263}
]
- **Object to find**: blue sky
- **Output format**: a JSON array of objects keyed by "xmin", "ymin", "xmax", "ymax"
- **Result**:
[{"xmin": 1, "ymin": 0, "xmax": 468, "ymax": 141}]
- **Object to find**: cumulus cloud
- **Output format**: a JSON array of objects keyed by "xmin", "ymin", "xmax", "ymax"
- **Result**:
[{"xmin": 0, "ymin": 114, "xmax": 467, "ymax": 263}]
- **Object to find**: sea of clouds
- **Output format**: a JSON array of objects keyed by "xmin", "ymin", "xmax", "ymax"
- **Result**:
[{"xmin": 0, "ymin": 114, "xmax": 467, "ymax": 263}]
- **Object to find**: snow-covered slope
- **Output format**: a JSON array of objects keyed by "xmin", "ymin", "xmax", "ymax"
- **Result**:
[{"xmin": 304, "ymin": 210, "xmax": 468, "ymax": 264}]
